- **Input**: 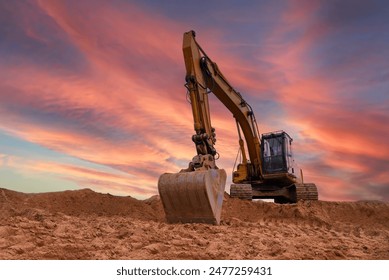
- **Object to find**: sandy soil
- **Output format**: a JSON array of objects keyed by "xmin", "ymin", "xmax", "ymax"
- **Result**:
[{"xmin": 1, "ymin": 187, "xmax": 388, "ymax": 260}]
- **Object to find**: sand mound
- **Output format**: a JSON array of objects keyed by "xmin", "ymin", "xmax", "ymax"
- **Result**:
[
  {"xmin": 1, "ymin": 188, "xmax": 164, "ymax": 220},
  {"xmin": 0, "ymin": 187, "xmax": 388, "ymax": 259}
]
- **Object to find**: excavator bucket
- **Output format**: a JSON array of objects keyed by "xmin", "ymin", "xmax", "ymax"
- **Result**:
[{"xmin": 158, "ymin": 169, "xmax": 227, "ymax": 225}]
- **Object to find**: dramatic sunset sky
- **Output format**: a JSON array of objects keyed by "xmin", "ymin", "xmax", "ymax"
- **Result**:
[{"xmin": 1, "ymin": 0, "xmax": 388, "ymax": 201}]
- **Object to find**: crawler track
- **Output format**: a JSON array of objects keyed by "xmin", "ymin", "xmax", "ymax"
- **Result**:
[
  {"xmin": 230, "ymin": 184, "xmax": 252, "ymax": 200},
  {"xmin": 296, "ymin": 183, "xmax": 319, "ymax": 201}
]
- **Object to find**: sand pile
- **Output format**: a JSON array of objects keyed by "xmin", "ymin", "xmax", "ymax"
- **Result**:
[{"xmin": 0, "ymin": 187, "xmax": 388, "ymax": 259}]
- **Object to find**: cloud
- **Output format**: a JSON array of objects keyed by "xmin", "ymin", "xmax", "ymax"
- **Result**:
[
  {"xmin": 259, "ymin": 0, "xmax": 389, "ymax": 201},
  {"xmin": 1, "ymin": 0, "xmax": 388, "ymax": 201},
  {"xmin": 0, "ymin": 0, "xmax": 198, "ymax": 197},
  {"xmin": 1, "ymin": 153, "xmax": 154, "ymax": 197}
]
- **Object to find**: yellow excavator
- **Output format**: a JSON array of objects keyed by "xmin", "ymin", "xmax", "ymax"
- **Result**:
[{"xmin": 158, "ymin": 31, "xmax": 318, "ymax": 225}]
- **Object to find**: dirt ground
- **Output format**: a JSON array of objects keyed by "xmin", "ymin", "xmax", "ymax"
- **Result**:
[{"xmin": 1, "ymin": 187, "xmax": 388, "ymax": 260}]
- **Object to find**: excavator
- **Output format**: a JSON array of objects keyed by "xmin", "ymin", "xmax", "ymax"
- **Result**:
[{"xmin": 158, "ymin": 31, "xmax": 318, "ymax": 225}]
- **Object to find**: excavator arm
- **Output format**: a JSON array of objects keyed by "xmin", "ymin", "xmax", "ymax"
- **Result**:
[
  {"xmin": 183, "ymin": 30, "xmax": 262, "ymax": 181},
  {"xmin": 183, "ymin": 32, "xmax": 216, "ymax": 159}
]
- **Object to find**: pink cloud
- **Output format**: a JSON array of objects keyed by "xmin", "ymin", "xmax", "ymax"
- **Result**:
[
  {"xmin": 1, "ymin": 0, "xmax": 387, "ymax": 201},
  {"xmin": 2, "ymin": 154, "xmax": 154, "ymax": 197},
  {"xmin": 238, "ymin": 1, "xmax": 389, "ymax": 201}
]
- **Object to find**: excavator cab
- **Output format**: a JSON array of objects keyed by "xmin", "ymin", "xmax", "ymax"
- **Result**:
[{"xmin": 261, "ymin": 131, "xmax": 296, "ymax": 176}]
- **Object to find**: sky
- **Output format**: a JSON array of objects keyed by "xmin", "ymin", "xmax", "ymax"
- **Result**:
[{"xmin": 0, "ymin": 0, "xmax": 388, "ymax": 201}]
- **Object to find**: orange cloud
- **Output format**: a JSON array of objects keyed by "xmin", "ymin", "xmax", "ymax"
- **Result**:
[
  {"xmin": 1, "ymin": 0, "xmax": 388, "ymax": 202},
  {"xmin": 2, "ymin": 153, "xmax": 154, "ymax": 197}
]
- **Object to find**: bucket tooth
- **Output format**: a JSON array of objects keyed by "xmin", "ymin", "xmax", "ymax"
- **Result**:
[{"xmin": 158, "ymin": 169, "xmax": 226, "ymax": 225}]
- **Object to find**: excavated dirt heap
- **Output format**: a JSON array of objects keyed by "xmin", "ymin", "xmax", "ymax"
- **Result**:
[{"xmin": 1, "ymin": 187, "xmax": 388, "ymax": 259}]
